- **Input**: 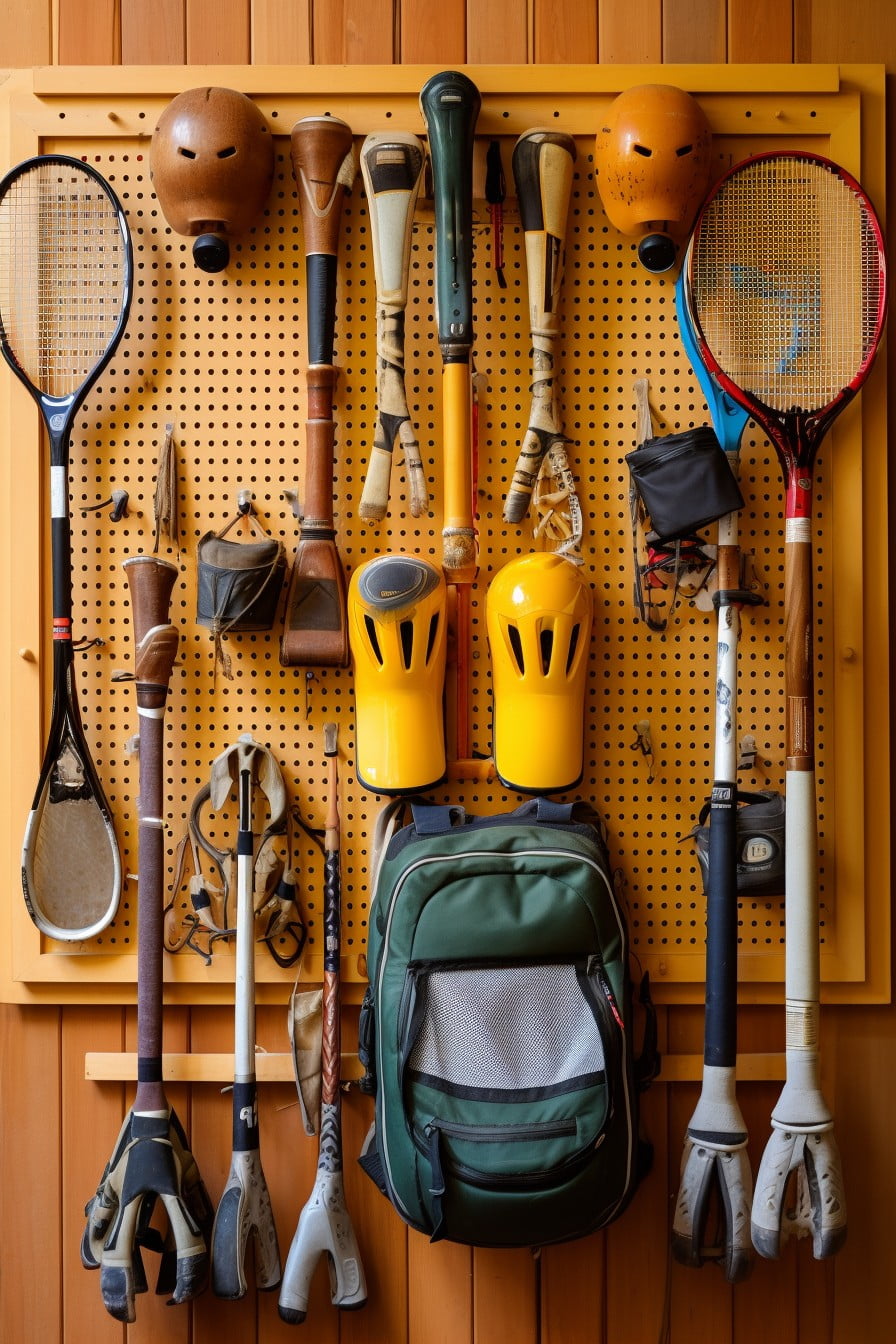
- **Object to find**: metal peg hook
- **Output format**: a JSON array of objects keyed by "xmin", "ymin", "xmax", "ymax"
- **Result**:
[{"xmin": 81, "ymin": 488, "xmax": 129, "ymax": 521}]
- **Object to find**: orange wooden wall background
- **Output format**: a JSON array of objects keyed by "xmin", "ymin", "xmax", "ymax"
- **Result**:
[{"xmin": 1, "ymin": 3, "xmax": 895, "ymax": 1343}]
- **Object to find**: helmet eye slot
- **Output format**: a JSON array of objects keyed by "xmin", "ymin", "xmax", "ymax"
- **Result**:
[
  {"xmin": 399, "ymin": 619, "xmax": 414, "ymax": 669},
  {"xmin": 178, "ymin": 147, "xmax": 197, "ymax": 159},
  {"xmin": 633, "ymin": 144, "xmax": 652, "ymax": 157},
  {"xmin": 566, "ymin": 623, "xmax": 580, "ymax": 673},
  {"xmin": 507, "ymin": 624, "xmax": 525, "ymax": 675},
  {"xmin": 425, "ymin": 614, "xmax": 440, "ymax": 664},
  {"xmin": 364, "ymin": 614, "xmax": 384, "ymax": 665},
  {"xmin": 676, "ymin": 143, "xmax": 693, "ymax": 156},
  {"xmin": 539, "ymin": 627, "xmax": 554, "ymax": 674},
  {"xmin": 218, "ymin": 146, "xmax": 237, "ymax": 159}
]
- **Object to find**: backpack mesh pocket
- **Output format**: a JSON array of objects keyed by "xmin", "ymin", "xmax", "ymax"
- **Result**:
[{"xmin": 408, "ymin": 962, "xmax": 605, "ymax": 1092}]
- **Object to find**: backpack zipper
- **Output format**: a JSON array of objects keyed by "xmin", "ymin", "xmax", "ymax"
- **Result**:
[{"xmin": 422, "ymin": 1119, "xmax": 602, "ymax": 1191}]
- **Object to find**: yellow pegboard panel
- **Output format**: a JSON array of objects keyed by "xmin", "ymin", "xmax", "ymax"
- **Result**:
[{"xmin": 0, "ymin": 65, "xmax": 887, "ymax": 1006}]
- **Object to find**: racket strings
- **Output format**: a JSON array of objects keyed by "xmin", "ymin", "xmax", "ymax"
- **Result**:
[
  {"xmin": 0, "ymin": 162, "xmax": 127, "ymax": 398},
  {"xmin": 691, "ymin": 157, "xmax": 882, "ymax": 414}
]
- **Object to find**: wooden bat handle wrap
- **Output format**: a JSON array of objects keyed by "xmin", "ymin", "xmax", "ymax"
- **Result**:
[
  {"xmin": 302, "ymin": 365, "xmax": 338, "ymax": 529},
  {"xmin": 123, "ymin": 555, "xmax": 180, "ymax": 702},
  {"xmin": 291, "ymin": 117, "xmax": 356, "ymax": 258}
]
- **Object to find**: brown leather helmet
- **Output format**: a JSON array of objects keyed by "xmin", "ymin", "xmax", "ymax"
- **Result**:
[
  {"xmin": 150, "ymin": 87, "xmax": 274, "ymax": 272},
  {"xmin": 594, "ymin": 84, "xmax": 713, "ymax": 273}
]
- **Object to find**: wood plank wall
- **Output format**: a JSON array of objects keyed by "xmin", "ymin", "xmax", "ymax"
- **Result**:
[{"xmin": 1, "ymin": 3, "xmax": 894, "ymax": 1342}]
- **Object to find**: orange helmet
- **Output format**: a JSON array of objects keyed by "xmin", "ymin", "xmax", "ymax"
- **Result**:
[
  {"xmin": 594, "ymin": 84, "xmax": 713, "ymax": 272},
  {"xmin": 151, "ymin": 87, "xmax": 274, "ymax": 272}
]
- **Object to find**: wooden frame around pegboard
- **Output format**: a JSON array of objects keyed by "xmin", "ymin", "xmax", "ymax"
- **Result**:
[{"xmin": 0, "ymin": 63, "xmax": 888, "ymax": 1008}]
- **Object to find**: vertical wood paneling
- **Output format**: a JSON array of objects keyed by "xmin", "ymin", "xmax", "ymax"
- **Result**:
[
  {"xmin": 0, "ymin": 1006, "xmax": 63, "ymax": 1344},
  {"xmin": 728, "ymin": 0, "xmax": 793, "ymax": 62},
  {"xmin": 467, "ymin": 0, "xmax": 530, "ymax": 63},
  {"xmin": 0, "ymin": 0, "xmax": 51, "ymax": 65},
  {"xmin": 400, "ymin": 0, "xmax": 466, "ymax": 63},
  {"xmin": 532, "ymin": 0, "xmax": 597, "ymax": 62},
  {"xmin": 606, "ymin": 1009, "xmax": 671, "ymax": 1344},
  {"xmin": 474, "ymin": 1250, "xmax": 537, "ymax": 1344},
  {"xmin": 540, "ymin": 1233, "xmax": 605, "ymax": 1344},
  {"xmin": 599, "ymin": 0, "xmax": 662, "ymax": 63},
  {"xmin": 313, "ymin": 0, "xmax": 395, "ymax": 63},
  {"xmin": 251, "ymin": 0, "xmax": 312, "ymax": 63},
  {"xmin": 60, "ymin": 1007, "xmax": 125, "ymax": 1344},
  {"xmin": 187, "ymin": 0, "xmax": 251, "ymax": 62},
  {"xmin": 662, "ymin": 0, "xmax": 727, "ymax": 63},
  {"xmin": 122, "ymin": 0, "xmax": 186, "ymax": 64},
  {"xmin": 799, "ymin": 0, "xmax": 896, "ymax": 59},
  {"xmin": 408, "ymin": 1235, "xmax": 472, "ymax": 1344},
  {"xmin": 58, "ymin": 0, "xmax": 120, "ymax": 64}
]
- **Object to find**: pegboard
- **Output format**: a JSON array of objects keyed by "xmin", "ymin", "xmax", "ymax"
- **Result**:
[{"xmin": 0, "ymin": 64, "xmax": 888, "ymax": 1007}]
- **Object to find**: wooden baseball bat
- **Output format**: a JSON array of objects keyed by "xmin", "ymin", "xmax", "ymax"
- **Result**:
[
  {"xmin": 358, "ymin": 132, "xmax": 427, "ymax": 521},
  {"xmin": 504, "ymin": 128, "xmax": 577, "ymax": 525},
  {"xmin": 280, "ymin": 116, "xmax": 356, "ymax": 668},
  {"xmin": 279, "ymin": 722, "xmax": 366, "ymax": 1323},
  {"xmin": 82, "ymin": 555, "xmax": 213, "ymax": 1322},
  {"xmin": 420, "ymin": 71, "xmax": 481, "ymax": 761}
]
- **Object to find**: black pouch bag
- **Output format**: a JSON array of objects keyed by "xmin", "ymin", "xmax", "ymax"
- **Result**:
[
  {"xmin": 625, "ymin": 426, "xmax": 744, "ymax": 542},
  {"xmin": 688, "ymin": 789, "xmax": 785, "ymax": 899},
  {"xmin": 197, "ymin": 511, "xmax": 286, "ymax": 635}
]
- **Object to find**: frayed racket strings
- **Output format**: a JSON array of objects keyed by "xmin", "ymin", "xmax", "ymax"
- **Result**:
[
  {"xmin": 690, "ymin": 157, "xmax": 878, "ymax": 413},
  {"xmin": 0, "ymin": 160, "xmax": 127, "ymax": 399}
]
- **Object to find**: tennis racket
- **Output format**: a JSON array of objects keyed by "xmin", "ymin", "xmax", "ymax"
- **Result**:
[
  {"xmin": 684, "ymin": 150, "xmax": 887, "ymax": 1260},
  {"xmin": 0, "ymin": 155, "xmax": 133, "ymax": 941}
]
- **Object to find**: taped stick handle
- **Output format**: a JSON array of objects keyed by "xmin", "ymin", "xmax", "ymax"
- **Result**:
[
  {"xmin": 504, "ymin": 129, "xmax": 577, "ymax": 524},
  {"xmin": 359, "ymin": 133, "xmax": 428, "ymax": 521},
  {"xmin": 420, "ymin": 71, "xmax": 480, "ymax": 356},
  {"xmin": 360, "ymin": 133, "xmax": 424, "ymax": 308}
]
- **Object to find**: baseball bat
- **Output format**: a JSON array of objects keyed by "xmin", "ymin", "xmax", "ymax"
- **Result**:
[
  {"xmin": 420, "ymin": 70, "xmax": 481, "ymax": 761},
  {"xmin": 419, "ymin": 70, "xmax": 481, "ymax": 585},
  {"xmin": 358, "ymin": 132, "xmax": 428, "ymax": 521},
  {"xmin": 280, "ymin": 116, "xmax": 356, "ymax": 668},
  {"xmin": 504, "ymin": 128, "xmax": 577, "ymax": 525},
  {"xmin": 82, "ymin": 555, "xmax": 213, "ymax": 1322},
  {"xmin": 279, "ymin": 722, "xmax": 366, "ymax": 1323}
]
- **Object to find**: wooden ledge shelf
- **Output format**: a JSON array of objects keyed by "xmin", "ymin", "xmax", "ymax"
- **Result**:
[{"xmin": 85, "ymin": 1051, "xmax": 786, "ymax": 1084}]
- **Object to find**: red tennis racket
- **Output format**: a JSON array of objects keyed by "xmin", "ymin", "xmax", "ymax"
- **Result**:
[{"xmin": 684, "ymin": 151, "xmax": 887, "ymax": 1260}]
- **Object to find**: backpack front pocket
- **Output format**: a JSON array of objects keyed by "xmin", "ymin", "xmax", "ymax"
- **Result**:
[{"xmin": 398, "ymin": 958, "xmax": 619, "ymax": 1196}]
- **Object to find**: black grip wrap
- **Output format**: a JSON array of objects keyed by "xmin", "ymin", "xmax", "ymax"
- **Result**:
[
  {"xmin": 306, "ymin": 253, "xmax": 338, "ymax": 366},
  {"xmin": 137, "ymin": 1055, "xmax": 163, "ymax": 1083},
  {"xmin": 704, "ymin": 782, "xmax": 738, "ymax": 1068},
  {"xmin": 231, "ymin": 1080, "xmax": 259, "ymax": 1152},
  {"xmin": 419, "ymin": 70, "xmax": 481, "ymax": 352},
  {"xmin": 324, "ymin": 852, "xmax": 340, "ymax": 975}
]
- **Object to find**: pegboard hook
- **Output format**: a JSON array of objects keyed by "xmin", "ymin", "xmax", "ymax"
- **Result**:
[{"xmin": 82, "ymin": 488, "xmax": 129, "ymax": 522}]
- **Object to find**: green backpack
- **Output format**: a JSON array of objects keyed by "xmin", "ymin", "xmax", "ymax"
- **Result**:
[{"xmin": 358, "ymin": 798, "xmax": 658, "ymax": 1248}]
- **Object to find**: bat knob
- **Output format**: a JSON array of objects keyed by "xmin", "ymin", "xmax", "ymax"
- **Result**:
[{"xmin": 193, "ymin": 232, "xmax": 229, "ymax": 273}]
